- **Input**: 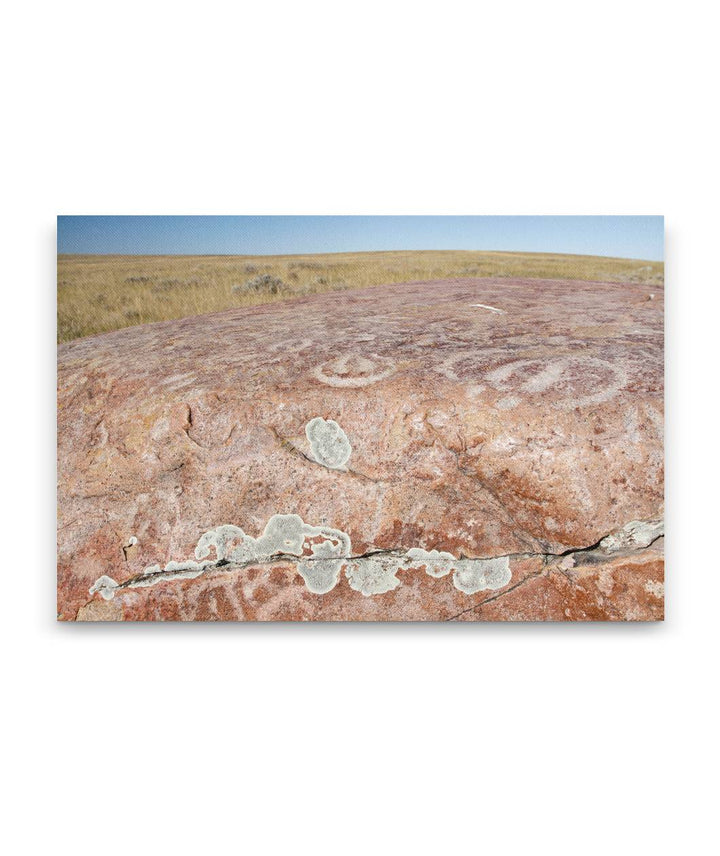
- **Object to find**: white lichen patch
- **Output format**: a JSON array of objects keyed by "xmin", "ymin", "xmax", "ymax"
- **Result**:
[
  {"xmin": 195, "ymin": 524, "xmax": 249, "ymax": 562},
  {"xmin": 134, "ymin": 559, "xmax": 211, "ymax": 587},
  {"xmin": 90, "ymin": 515, "xmax": 519, "ymax": 601},
  {"xmin": 599, "ymin": 519, "xmax": 664, "ymax": 554},
  {"xmin": 305, "ymin": 417, "xmax": 352, "ymax": 469},
  {"xmin": 197, "ymin": 514, "xmax": 351, "ymax": 594},
  {"xmin": 87, "ymin": 512, "xmax": 664, "ymax": 606},
  {"xmin": 298, "ymin": 541, "xmax": 348, "ymax": 595},
  {"xmin": 346, "ymin": 556, "xmax": 404, "ymax": 596},
  {"xmin": 643, "ymin": 579, "xmax": 664, "ymax": 598},
  {"xmin": 90, "ymin": 514, "xmax": 353, "ymax": 600},
  {"xmin": 297, "ymin": 527, "xmax": 352, "ymax": 595},
  {"xmin": 88, "ymin": 575, "xmax": 119, "ymax": 600},
  {"xmin": 400, "ymin": 548, "xmax": 511, "ymax": 595},
  {"xmin": 405, "ymin": 548, "xmax": 455, "ymax": 578},
  {"xmin": 451, "ymin": 557, "xmax": 512, "ymax": 594}
]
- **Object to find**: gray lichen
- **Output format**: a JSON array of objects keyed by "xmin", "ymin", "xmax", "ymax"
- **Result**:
[
  {"xmin": 405, "ymin": 548, "xmax": 455, "ymax": 578},
  {"xmin": 88, "ymin": 575, "xmax": 119, "ymax": 600},
  {"xmin": 404, "ymin": 548, "xmax": 511, "ymax": 593},
  {"xmin": 298, "ymin": 539, "xmax": 349, "ymax": 595},
  {"xmin": 451, "ymin": 556, "xmax": 512, "ymax": 594},
  {"xmin": 346, "ymin": 556, "xmax": 404, "ymax": 596},
  {"xmin": 88, "ymin": 515, "xmax": 663, "ymax": 604},
  {"xmin": 135, "ymin": 559, "xmax": 210, "ymax": 586},
  {"xmin": 196, "ymin": 514, "xmax": 351, "ymax": 594},
  {"xmin": 305, "ymin": 417, "xmax": 352, "ymax": 469},
  {"xmin": 598, "ymin": 518, "xmax": 664, "ymax": 554},
  {"xmin": 88, "ymin": 513, "xmax": 515, "ymax": 601}
]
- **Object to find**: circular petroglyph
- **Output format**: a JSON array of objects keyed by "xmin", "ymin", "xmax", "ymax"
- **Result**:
[
  {"xmin": 312, "ymin": 353, "xmax": 397, "ymax": 388},
  {"xmin": 437, "ymin": 350, "xmax": 508, "ymax": 383},
  {"xmin": 265, "ymin": 337, "xmax": 315, "ymax": 356},
  {"xmin": 485, "ymin": 356, "xmax": 627, "ymax": 410}
]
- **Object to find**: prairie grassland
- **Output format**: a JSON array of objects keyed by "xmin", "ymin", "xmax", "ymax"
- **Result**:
[{"xmin": 57, "ymin": 250, "xmax": 664, "ymax": 343}]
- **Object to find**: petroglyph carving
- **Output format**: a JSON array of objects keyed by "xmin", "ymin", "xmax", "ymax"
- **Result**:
[
  {"xmin": 439, "ymin": 354, "xmax": 627, "ymax": 410},
  {"xmin": 484, "ymin": 356, "xmax": 627, "ymax": 410},
  {"xmin": 312, "ymin": 353, "xmax": 396, "ymax": 388}
]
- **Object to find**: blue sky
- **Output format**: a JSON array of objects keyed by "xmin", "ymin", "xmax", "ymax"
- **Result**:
[{"xmin": 57, "ymin": 215, "xmax": 664, "ymax": 260}]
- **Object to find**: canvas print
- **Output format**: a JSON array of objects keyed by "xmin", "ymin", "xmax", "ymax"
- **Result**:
[{"xmin": 57, "ymin": 215, "xmax": 664, "ymax": 621}]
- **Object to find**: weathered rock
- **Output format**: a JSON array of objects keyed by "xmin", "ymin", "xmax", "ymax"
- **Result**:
[{"xmin": 57, "ymin": 278, "xmax": 664, "ymax": 621}]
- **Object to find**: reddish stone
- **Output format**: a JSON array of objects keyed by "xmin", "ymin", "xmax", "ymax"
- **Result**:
[{"xmin": 57, "ymin": 278, "xmax": 664, "ymax": 621}]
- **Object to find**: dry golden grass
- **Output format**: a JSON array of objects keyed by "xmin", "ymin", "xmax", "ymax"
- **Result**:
[{"xmin": 57, "ymin": 250, "xmax": 664, "ymax": 343}]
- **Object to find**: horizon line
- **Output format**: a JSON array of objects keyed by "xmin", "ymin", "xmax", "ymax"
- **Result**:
[{"xmin": 56, "ymin": 248, "xmax": 663, "ymax": 263}]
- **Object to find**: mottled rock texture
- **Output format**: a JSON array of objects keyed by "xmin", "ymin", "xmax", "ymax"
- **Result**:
[{"xmin": 58, "ymin": 278, "xmax": 664, "ymax": 621}]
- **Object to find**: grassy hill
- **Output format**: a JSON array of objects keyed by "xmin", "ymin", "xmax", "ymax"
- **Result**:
[{"xmin": 57, "ymin": 250, "xmax": 664, "ymax": 342}]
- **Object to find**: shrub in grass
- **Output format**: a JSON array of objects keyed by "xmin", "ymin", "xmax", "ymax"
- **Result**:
[{"xmin": 233, "ymin": 275, "xmax": 288, "ymax": 295}]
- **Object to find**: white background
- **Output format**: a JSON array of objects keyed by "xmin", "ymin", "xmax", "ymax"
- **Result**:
[{"xmin": 2, "ymin": 1, "xmax": 718, "ymax": 854}]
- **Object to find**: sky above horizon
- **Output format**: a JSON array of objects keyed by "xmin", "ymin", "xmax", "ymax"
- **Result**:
[{"xmin": 57, "ymin": 215, "xmax": 664, "ymax": 261}]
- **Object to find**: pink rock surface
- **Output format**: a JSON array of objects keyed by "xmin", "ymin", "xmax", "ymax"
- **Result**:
[{"xmin": 58, "ymin": 278, "xmax": 664, "ymax": 621}]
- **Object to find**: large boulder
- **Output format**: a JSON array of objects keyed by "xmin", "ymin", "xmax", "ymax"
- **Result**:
[{"xmin": 58, "ymin": 278, "xmax": 664, "ymax": 621}]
